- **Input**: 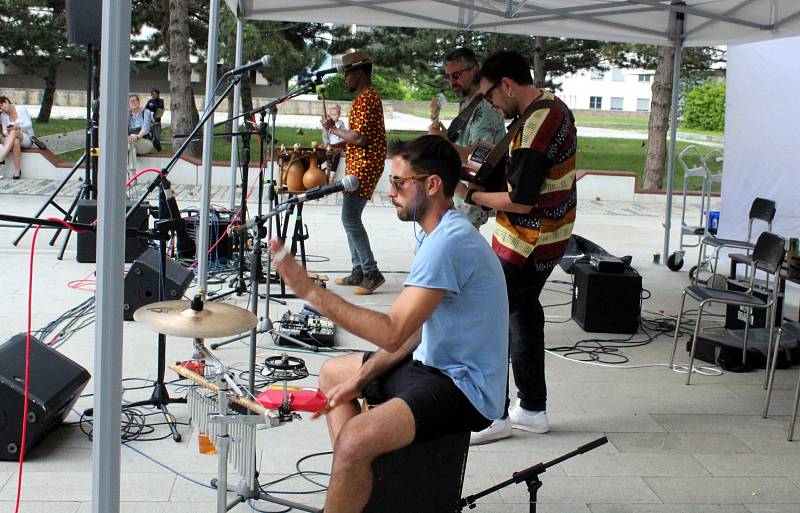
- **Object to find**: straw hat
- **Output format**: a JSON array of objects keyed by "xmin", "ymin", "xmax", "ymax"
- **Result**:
[{"xmin": 342, "ymin": 50, "xmax": 372, "ymax": 70}]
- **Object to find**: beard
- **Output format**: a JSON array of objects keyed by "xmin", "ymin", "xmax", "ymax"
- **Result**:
[{"xmin": 394, "ymin": 191, "xmax": 430, "ymax": 222}]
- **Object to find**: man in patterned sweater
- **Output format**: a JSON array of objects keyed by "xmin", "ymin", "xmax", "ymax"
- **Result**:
[
  {"xmin": 322, "ymin": 50, "xmax": 388, "ymax": 295},
  {"xmin": 456, "ymin": 50, "xmax": 577, "ymax": 444}
]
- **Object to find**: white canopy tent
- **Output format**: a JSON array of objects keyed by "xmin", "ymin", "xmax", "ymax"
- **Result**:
[{"xmin": 92, "ymin": 2, "xmax": 800, "ymax": 512}]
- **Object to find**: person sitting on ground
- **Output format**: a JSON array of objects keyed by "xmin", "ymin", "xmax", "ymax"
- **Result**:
[
  {"xmin": 0, "ymin": 95, "xmax": 35, "ymax": 180},
  {"xmin": 127, "ymin": 94, "xmax": 155, "ymax": 176},
  {"xmin": 268, "ymin": 135, "xmax": 509, "ymax": 513},
  {"xmin": 322, "ymin": 104, "xmax": 346, "ymax": 172}
]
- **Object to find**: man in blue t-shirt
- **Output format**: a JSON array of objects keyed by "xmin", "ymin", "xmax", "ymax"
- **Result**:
[{"xmin": 269, "ymin": 135, "xmax": 508, "ymax": 513}]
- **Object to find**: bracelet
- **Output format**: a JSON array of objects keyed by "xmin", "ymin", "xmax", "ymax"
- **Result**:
[
  {"xmin": 464, "ymin": 189, "xmax": 477, "ymax": 206},
  {"xmin": 273, "ymin": 245, "xmax": 291, "ymax": 263}
]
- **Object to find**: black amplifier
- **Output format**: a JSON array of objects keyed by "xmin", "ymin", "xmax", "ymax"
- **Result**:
[
  {"xmin": 724, "ymin": 279, "xmax": 783, "ymax": 330},
  {"xmin": 572, "ymin": 262, "xmax": 641, "ymax": 334},
  {"xmin": 184, "ymin": 209, "xmax": 235, "ymax": 262}
]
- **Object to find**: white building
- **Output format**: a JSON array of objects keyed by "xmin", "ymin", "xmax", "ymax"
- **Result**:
[{"xmin": 554, "ymin": 66, "xmax": 654, "ymax": 113}]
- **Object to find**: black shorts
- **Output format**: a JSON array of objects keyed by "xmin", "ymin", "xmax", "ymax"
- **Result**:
[{"xmin": 361, "ymin": 353, "xmax": 491, "ymax": 444}]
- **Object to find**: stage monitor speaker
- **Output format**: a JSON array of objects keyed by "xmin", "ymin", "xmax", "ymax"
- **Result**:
[
  {"xmin": 0, "ymin": 334, "xmax": 91, "ymax": 461},
  {"xmin": 65, "ymin": 0, "xmax": 102, "ymax": 48},
  {"xmin": 76, "ymin": 200, "xmax": 150, "ymax": 264},
  {"xmin": 572, "ymin": 262, "xmax": 642, "ymax": 334},
  {"xmin": 124, "ymin": 248, "xmax": 194, "ymax": 320},
  {"xmin": 364, "ymin": 431, "xmax": 469, "ymax": 513},
  {"xmin": 724, "ymin": 279, "xmax": 783, "ymax": 330}
]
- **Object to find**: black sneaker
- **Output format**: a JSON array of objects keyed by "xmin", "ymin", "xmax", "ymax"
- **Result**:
[
  {"xmin": 354, "ymin": 270, "xmax": 385, "ymax": 295},
  {"xmin": 335, "ymin": 267, "xmax": 363, "ymax": 286}
]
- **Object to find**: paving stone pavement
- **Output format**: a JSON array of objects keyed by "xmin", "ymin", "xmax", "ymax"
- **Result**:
[{"xmin": 0, "ymin": 187, "xmax": 795, "ymax": 513}]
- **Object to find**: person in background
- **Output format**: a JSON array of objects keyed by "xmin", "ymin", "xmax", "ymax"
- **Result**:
[
  {"xmin": 321, "ymin": 50, "xmax": 388, "ymax": 295},
  {"xmin": 0, "ymin": 95, "xmax": 35, "ymax": 180},
  {"xmin": 127, "ymin": 94, "xmax": 155, "ymax": 177},
  {"xmin": 428, "ymin": 48, "xmax": 505, "ymax": 229},
  {"xmin": 144, "ymin": 88, "xmax": 165, "ymax": 145},
  {"xmin": 458, "ymin": 50, "xmax": 577, "ymax": 445},
  {"xmin": 322, "ymin": 103, "xmax": 346, "ymax": 173}
]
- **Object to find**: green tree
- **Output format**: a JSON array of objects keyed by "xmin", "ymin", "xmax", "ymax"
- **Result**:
[
  {"xmin": 0, "ymin": 0, "xmax": 83, "ymax": 122},
  {"xmin": 603, "ymin": 44, "xmax": 724, "ymax": 190},
  {"xmin": 327, "ymin": 26, "xmax": 604, "ymax": 95},
  {"xmin": 683, "ymin": 80, "xmax": 725, "ymax": 131}
]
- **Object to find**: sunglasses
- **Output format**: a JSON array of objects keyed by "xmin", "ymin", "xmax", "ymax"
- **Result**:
[
  {"xmin": 444, "ymin": 66, "xmax": 474, "ymax": 81},
  {"xmin": 389, "ymin": 174, "xmax": 431, "ymax": 191},
  {"xmin": 482, "ymin": 82, "xmax": 501, "ymax": 106}
]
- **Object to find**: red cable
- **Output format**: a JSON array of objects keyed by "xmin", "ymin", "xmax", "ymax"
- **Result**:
[
  {"xmin": 15, "ymin": 225, "xmax": 41, "ymax": 513},
  {"xmin": 126, "ymin": 167, "xmax": 164, "ymax": 187}
]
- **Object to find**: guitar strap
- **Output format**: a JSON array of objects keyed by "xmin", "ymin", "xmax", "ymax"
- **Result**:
[
  {"xmin": 483, "ymin": 98, "xmax": 569, "ymax": 171},
  {"xmin": 446, "ymin": 93, "xmax": 485, "ymax": 142}
]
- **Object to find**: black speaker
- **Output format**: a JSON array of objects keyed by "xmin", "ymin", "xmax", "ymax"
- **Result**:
[
  {"xmin": 364, "ymin": 431, "xmax": 469, "ymax": 513},
  {"xmin": 572, "ymin": 262, "xmax": 642, "ymax": 334},
  {"xmin": 76, "ymin": 200, "xmax": 150, "ymax": 264},
  {"xmin": 724, "ymin": 279, "xmax": 784, "ymax": 330},
  {"xmin": 0, "ymin": 334, "xmax": 90, "ymax": 461},
  {"xmin": 65, "ymin": 0, "xmax": 102, "ymax": 47},
  {"xmin": 124, "ymin": 248, "xmax": 194, "ymax": 320}
]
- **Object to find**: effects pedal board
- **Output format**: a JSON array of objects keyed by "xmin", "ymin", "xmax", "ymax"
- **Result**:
[{"xmin": 276, "ymin": 305, "xmax": 335, "ymax": 347}]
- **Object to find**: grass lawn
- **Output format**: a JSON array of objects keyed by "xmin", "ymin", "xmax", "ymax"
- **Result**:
[
  {"xmin": 31, "ymin": 118, "xmax": 86, "ymax": 137},
  {"xmin": 577, "ymin": 137, "xmax": 719, "ymax": 192}
]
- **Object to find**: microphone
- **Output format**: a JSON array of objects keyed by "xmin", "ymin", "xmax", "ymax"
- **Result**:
[
  {"xmin": 281, "ymin": 175, "xmax": 359, "ymax": 205},
  {"xmin": 314, "ymin": 64, "xmax": 345, "ymax": 78},
  {"xmin": 227, "ymin": 55, "xmax": 272, "ymax": 76}
]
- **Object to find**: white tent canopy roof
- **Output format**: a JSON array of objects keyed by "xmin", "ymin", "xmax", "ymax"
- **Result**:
[{"xmin": 225, "ymin": 0, "xmax": 800, "ymax": 47}]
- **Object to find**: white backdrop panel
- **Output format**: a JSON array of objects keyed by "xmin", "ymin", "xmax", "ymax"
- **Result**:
[{"xmin": 721, "ymin": 37, "xmax": 800, "ymax": 243}]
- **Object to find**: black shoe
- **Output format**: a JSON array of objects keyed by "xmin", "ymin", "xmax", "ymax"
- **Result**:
[
  {"xmin": 354, "ymin": 270, "xmax": 385, "ymax": 295},
  {"xmin": 335, "ymin": 267, "xmax": 363, "ymax": 286}
]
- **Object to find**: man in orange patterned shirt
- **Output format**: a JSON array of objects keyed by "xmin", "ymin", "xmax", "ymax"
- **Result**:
[{"xmin": 322, "ymin": 50, "xmax": 388, "ymax": 295}]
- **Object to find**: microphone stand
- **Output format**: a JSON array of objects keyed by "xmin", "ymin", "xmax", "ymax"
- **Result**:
[
  {"xmin": 458, "ymin": 437, "xmax": 608, "ymax": 513},
  {"xmin": 121, "ymin": 71, "xmax": 245, "ymax": 441}
]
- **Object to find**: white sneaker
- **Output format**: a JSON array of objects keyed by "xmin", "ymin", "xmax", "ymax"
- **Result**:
[
  {"xmin": 509, "ymin": 400, "xmax": 550, "ymax": 434},
  {"xmin": 470, "ymin": 418, "xmax": 512, "ymax": 445}
]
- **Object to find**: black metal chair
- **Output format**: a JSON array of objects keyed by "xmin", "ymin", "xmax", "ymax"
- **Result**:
[
  {"xmin": 763, "ymin": 321, "xmax": 800, "ymax": 441},
  {"xmin": 671, "ymin": 231, "xmax": 786, "ymax": 385},
  {"xmin": 693, "ymin": 197, "xmax": 776, "ymax": 287}
]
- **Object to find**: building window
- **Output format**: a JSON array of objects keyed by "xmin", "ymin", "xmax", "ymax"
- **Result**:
[
  {"xmin": 590, "ymin": 68, "xmax": 604, "ymax": 80},
  {"xmin": 612, "ymin": 69, "xmax": 624, "ymax": 82},
  {"xmin": 610, "ymin": 97, "xmax": 624, "ymax": 111},
  {"xmin": 637, "ymin": 98, "xmax": 650, "ymax": 112},
  {"xmin": 639, "ymin": 74, "xmax": 652, "ymax": 83},
  {"xmin": 589, "ymin": 96, "xmax": 603, "ymax": 110}
]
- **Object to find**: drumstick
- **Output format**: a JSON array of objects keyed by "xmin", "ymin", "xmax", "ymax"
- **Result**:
[{"xmin": 169, "ymin": 364, "xmax": 271, "ymax": 416}]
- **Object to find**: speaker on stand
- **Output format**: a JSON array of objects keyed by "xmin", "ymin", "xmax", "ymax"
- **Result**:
[{"xmin": 65, "ymin": 0, "xmax": 102, "ymax": 47}]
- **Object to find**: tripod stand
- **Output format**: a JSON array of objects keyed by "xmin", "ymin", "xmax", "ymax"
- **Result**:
[{"xmin": 13, "ymin": 45, "xmax": 100, "ymax": 258}]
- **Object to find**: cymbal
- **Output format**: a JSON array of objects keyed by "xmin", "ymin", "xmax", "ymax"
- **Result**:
[{"xmin": 133, "ymin": 300, "xmax": 258, "ymax": 338}]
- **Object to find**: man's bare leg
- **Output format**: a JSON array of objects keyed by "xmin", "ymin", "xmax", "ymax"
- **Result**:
[
  {"xmin": 324, "ymin": 398, "xmax": 415, "ymax": 513},
  {"xmin": 318, "ymin": 353, "xmax": 366, "ymax": 445}
]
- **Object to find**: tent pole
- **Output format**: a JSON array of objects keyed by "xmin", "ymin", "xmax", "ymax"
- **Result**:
[
  {"xmin": 662, "ymin": 6, "xmax": 684, "ymax": 266},
  {"xmin": 197, "ymin": 0, "xmax": 222, "ymax": 296},
  {"xmin": 229, "ymin": 17, "xmax": 244, "ymax": 210},
  {"xmin": 92, "ymin": 2, "xmax": 131, "ymax": 513}
]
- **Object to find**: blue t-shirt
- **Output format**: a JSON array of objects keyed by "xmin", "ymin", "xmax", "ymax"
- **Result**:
[{"xmin": 406, "ymin": 209, "xmax": 509, "ymax": 420}]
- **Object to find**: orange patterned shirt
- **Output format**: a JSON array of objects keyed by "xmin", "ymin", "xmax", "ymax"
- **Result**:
[{"xmin": 345, "ymin": 87, "xmax": 387, "ymax": 200}]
